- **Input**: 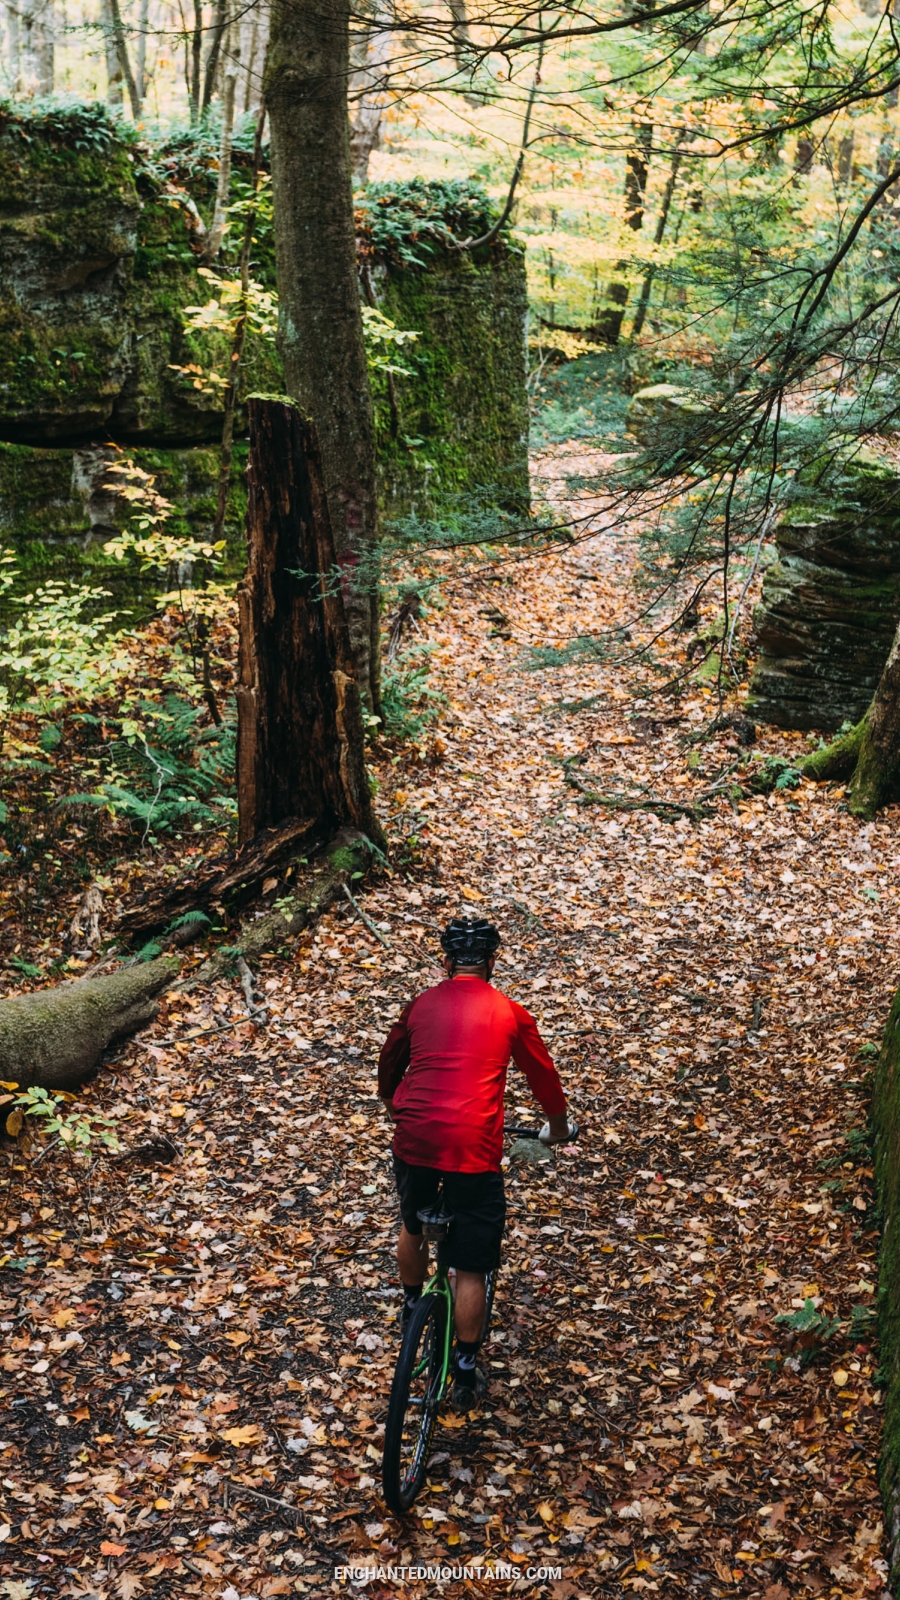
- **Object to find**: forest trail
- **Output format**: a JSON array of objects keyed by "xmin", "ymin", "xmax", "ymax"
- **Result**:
[{"xmin": 1, "ymin": 443, "xmax": 895, "ymax": 1600}]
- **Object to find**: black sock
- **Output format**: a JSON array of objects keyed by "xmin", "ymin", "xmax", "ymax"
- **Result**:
[
  {"xmin": 456, "ymin": 1337, "xmax": 479, "ymax": 1384},
  {"xmin": 403, "ymin": 1283, "xmax": 422, "ymax": 1313}
]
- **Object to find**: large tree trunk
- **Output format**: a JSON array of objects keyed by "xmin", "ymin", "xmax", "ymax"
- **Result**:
[
  {"xmin": 0, "ymin": 957, "xmax": 178, "ymax": 1091},
  {"xmin": 592, "ymin": 121, "xmax": 653, "ymax": 345},
  {"xmin": 801, "ymin": 617, "xmax": 900, "ymax": 817},
  {"xmin": 265, "ymin": 0, "xmax": 382, "ymax": 716},
  {"xmin": 236, "ymin": 399, "xmax": 386, "ymax": 851}
]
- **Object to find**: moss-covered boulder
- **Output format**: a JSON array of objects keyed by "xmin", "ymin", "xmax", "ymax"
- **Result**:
[
  {"xmin": 0, "ymin": 117, "xmax": 529, "ymax": 551},
  {"xmin": 747, "ymin": 455, "xmax": 900, "ymax": 731},
  {"xmin": 372, "ymin": 243, "xmax": 529, "ymax": 515}
]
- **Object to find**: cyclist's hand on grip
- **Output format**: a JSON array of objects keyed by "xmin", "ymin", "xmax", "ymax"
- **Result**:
[{"xmin": 540, "ymin": 1114, "xmax": 577, "ymax": 1145}]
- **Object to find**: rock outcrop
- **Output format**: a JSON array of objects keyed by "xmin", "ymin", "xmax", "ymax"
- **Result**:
[
  {"xmin": 0, "ymin": 106, "xmax": 529, "ymax": 579},
  {"xmin": 748, "ymin": 456, "xmax": 900, "ymax": 731}
]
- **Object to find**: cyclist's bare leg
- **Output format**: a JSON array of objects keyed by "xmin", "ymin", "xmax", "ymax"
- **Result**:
[
  {"xmin": 454, "ymin": 1271, "xmax": 486, "ymax": 1343},
  {"xmin": 397, "ymin": 1223, "xmax": 428, "ymax": 1288}
]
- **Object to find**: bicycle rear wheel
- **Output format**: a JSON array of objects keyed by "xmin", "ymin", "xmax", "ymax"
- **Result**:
[
  {"xmin": 479, "ymin": 1267, "xmax": 497, "ymax": 1346},
  {"xmin": 382, "ymin": 1293, "xmax": 448, "ymax": 1514}
]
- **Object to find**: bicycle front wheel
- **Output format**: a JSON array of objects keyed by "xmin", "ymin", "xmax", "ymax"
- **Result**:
[{"xmin": 382, "ymin": 1293, "xmax": 448, "ymax": 1514}]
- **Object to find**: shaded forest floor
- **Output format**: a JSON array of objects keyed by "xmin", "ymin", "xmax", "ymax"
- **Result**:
[{"xmin": 0, "ymin": 439, "xmax": 895, "ymax": 1600}]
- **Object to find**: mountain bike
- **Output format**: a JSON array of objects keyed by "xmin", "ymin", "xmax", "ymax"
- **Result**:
[{"xmin": 381, "ymin": 1121, "xmax": 579, "ymax": 1515}]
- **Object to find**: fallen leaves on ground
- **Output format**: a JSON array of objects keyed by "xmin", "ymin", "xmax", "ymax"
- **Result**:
[{"xmin": 0, "ymin": 445, "xmax": 893, "ymax": 1598}]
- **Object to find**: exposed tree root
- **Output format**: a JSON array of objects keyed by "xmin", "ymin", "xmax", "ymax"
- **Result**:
[{"xmin": 177, "ymin": 829, "xmax": 376, "ymax": 992}]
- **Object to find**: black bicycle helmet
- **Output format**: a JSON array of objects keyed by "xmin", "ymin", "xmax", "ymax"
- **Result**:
[{"xmin": 440, "ymin": 917, "xmax": 501, "ymax": 967}]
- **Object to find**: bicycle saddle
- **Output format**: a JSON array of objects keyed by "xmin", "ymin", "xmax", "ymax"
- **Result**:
[{"xmin": 417, "ymin": 1203, "xmax": 455, "ymax": 1241}]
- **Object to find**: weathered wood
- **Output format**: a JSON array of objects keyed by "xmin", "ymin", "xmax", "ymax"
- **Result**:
[
  {"xmin": 179, "ymin": 829, "xmax": 372, "ymax": 990},
  {"xmin": 118, "ymin": 816, "xmax": 319, "ymax": 939},
  {"xmin": 236, "ymin": 399, "xmax": 386, "ymax": 852},
  {"xmin": 0, "ymin": 957, "xmax": 178, "ymax": 1090}
]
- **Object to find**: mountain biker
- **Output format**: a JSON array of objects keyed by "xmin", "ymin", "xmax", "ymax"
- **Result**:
[{"xmin": 378, "ymin": 917, "xmax": 572, "ymax": 1412}]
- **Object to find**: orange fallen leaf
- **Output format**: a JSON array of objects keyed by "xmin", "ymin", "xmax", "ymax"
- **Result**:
[
  {"xmin": 109, "ymin": 1351, "xmax": 130, "ymax": 1367},
  {"xmin": 100, "ymin": 1540, "xmax": 127, "ymax": 1556},
  {"xmin": 219, "ymin": 1424, "xmax": 262, "ymax": 1446},
  {"xmin": 224, "ymin": 1330, "xmax": 251, "ymax": 1346},
  {"xmin": 53, "ymin": 1308, "xmax": 76, "ymax": 1329}
]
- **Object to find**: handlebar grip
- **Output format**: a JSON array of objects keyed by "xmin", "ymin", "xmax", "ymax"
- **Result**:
[{"xmin": 508, "ymin": 1121, "xmax": 580, "ymax": 1143}]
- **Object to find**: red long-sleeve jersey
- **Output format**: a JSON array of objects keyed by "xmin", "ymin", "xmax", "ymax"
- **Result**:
[{"xmin": 378, "ymin": 974, "xmax": 566, "ymax": 1173}]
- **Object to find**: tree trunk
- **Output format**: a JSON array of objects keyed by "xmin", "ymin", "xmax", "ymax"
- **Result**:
[
  {"xmin": 800, "ymin": 618, "xmax": 900, "ymax": 817},
  {"xmin": 236, "ymin": 399, "xmax": 386, "ymax": 852},
  {"xmin": 0, "ymin": 957, "xmax": 178, "ymax": 1091},
  {"xmin": 203, "ymin": 34, "xmax": 238, "ymax": 261},
  {"xmin": 630, "ymin": 139, "xmax": 683, "ymax": 341},
  {"xmin": 101, "ymin": 0, "xmax": 124, "ymax": 109},
  {"xmin": 136, "ymin": 0, "xmax": 149, "ymax": 106},
  {"xmin": 108, "ymin": 0, "xmax": 141, "ymax": 118},
  {"xmin": 265, "ymin": 0, "xmax": 382, "ymax": 717},
  {"xmin": 190, "ymin": 0, "xmax": 203, "ymax": 122},
  {"xmin": 592, "ymin": 122, "xmax": 653, "ymax": 345},
  {"xmin": 349, "ymin": 1, "xmax": 392, "ymax": 188},
  {"xmin": 202, "ymin": 0, "xmax": 228, "ymax": 113}
]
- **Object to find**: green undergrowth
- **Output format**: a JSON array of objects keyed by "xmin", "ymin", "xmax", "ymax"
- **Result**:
[{"xmin": 530, "ymin": 351, "xmax": 635, "ymax": 448}]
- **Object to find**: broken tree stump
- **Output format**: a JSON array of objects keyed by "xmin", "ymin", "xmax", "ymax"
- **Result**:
[{"xmin": 236, "ymin": 399, "xmax": 386, "ymax": 852}]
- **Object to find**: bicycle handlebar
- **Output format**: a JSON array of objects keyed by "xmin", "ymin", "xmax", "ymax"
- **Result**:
[{"xmin": 507, "ymin": 1120, "xmax": 580, "ymax": 1144}]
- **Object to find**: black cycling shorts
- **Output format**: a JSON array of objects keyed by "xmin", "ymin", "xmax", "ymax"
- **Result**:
[{"xmin": 392, "ymin": 1154, "xmax": 506, "ymax": 1275}]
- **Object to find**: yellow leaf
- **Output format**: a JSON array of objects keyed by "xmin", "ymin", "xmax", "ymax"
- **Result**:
[
  {"xmin": 154, "ymin": 1497, "xmax": 171, "ymax": 1511},
  {"xmin": 169, "ymin": 1103, "xmax": 186, "ymax": 1118},
  {"xmin": 801, "ymin": 1282, "xmax": 819, "ymax": 1298},
  {"xmin": 220, "ymin": 1424, "xmax": 262, "ymax": 1447},
  {"xmin": 439, "ymin": 1414, "xmax": 468, "ymax": 1430},
  {"xmin": 109, "ymin": 1351, "xmax": 131, "ymax": 1367},
  {"xmin": 53, "ymin": 1308, "xmax": 76, "ymax": 1329},
  {"xmin": 536, "ymin": 1502, "xmax": 555, "ymax": 1524},
  {"xmin": 5, "ymin": 1110, "xmax": 22, "ymax": 1138},
  {"xmin": 224, "ymin": 1331, "xmax": 251, "ymax": 1346},
  {"xmin": 0, "ymin": 1081, "xmax": 18, "ymax": 1091},
  {"xmin": 461, "ymin": 885, "xmax": 484, "ymax": 902},
  {"xmin": 833, "ymin": 1369, "xmax": 849, "ymax": 1388}
]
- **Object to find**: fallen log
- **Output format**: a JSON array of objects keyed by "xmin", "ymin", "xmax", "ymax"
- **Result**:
[
  {"xmin": 179, "ymin": 829, "xmax": 374, "ymax": 991},
  {"xmin": 0, "ymin": 956, "xmax": 179, "ymax": 1091}
]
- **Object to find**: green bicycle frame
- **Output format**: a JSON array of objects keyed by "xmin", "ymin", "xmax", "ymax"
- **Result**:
[{"xmin": 417, "ymin": 1264, "xmax": 455, "ymax": 1400}]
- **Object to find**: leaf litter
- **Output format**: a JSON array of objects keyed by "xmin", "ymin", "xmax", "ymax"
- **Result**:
[{"xmin": 0, "ymin": 439, "xmax": 893, "ymax": 1599}]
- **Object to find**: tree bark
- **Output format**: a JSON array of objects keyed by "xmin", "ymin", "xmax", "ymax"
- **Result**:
[
  {"xmin": 265, "ymin": 0, "xmax": 382, "ymax": 716},
  {"xmin": 107, "ymin": 0, "xmax": 141, "ymax": 118},
  {"xmin": 349, "ymin": 1, "xmax": 392, "ymax": 188},
  {"xmin": 203, "ymin": 31, "xmax": 238, "ymax": 261},
  {"xmin": 592, "ymin": 121, "xmax": 653, "ymax": 345},
  {"xmin": 202, "ymin": 0, "xmax": 229, "ymax": 113},
  {"xmin": 801, "ymin": 618, "xmax": 900, "ymax": 817},
  {"xmin": 136, "ymin": 0, "xmax": 149, "ymax": 106},
  {"xmin": 236, "ymin": 399, "xmax": 386, "ymax": 852},
  {"xmin": 0, "ymin": 957, "xmax": 178, "ymax": 1091},
  {"xmin": 630, "ymin": 139, "xmax": 683, "ymax": 341}
]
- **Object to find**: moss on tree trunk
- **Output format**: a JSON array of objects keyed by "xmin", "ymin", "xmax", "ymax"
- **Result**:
[
  {"xmin": 801, "ymin": 617, "xmax": 900, "ymax": 817},
  {"xmin": 265, "ymin": 0, "xmax": 381, "ymax": 717},
  {"xmin": 0, "ymin": 956, "xmax": 178, "ymax": 1090}
]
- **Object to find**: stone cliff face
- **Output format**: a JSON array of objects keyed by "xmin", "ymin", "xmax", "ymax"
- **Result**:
[
  {"xmin": 0, "ymin": 106, "xmax": 529, "ymax": 583},
  {"xmin": 748, "ymin": 457, "xmax": 900, "ymax": 731}
]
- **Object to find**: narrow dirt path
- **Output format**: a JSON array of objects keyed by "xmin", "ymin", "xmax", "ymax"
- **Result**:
[{"xmin": 0, "ymin": 454, "xmax": 894, "ymax": 1600}]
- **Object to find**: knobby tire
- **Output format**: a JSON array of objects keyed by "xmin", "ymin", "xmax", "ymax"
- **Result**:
[{"xmin": 382, "ymin": 1292, "xmax": 447, "ymax": 1514}]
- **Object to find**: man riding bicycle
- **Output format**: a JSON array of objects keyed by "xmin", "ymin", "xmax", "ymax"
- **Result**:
[{"xmin": 378, "ymin": 917, "xmax": 571, "ymax": 1412}]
